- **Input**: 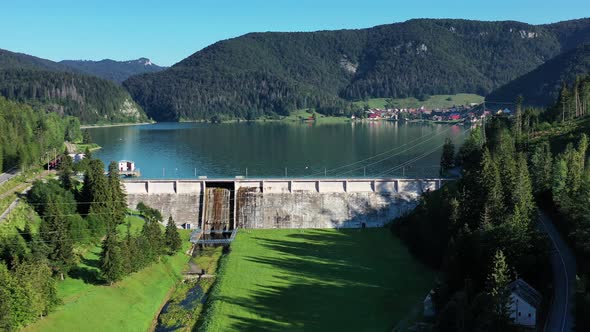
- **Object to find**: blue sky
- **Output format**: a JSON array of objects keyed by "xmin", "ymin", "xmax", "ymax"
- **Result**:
[{"xmin": 1, "ymin": 0, "xmax": 588, "ymax": 66}]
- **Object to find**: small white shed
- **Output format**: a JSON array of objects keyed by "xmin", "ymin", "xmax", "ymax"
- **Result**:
[
  {"xmin": 118, "ymin": 160, "xmax": 135, "ymax": 172},
  {"xmin": 508, "ymin": 278, "xmax": 542, "ymax": 328}
]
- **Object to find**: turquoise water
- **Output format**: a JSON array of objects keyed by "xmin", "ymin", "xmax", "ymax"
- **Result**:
[{"xmin": 86, "ymin": 121, "xmax": 469, "ymax": 179}]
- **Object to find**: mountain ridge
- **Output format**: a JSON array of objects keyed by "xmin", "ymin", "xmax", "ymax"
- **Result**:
[
  {"xmin": 59, "ymin": 58, "xmax": 166, "ymax": 83},
  {"xmin": 0, "ymin": 48, "xmax": 147, "ymax": 124},
  {"xmin": 124, "ymin": 18, "xmax": 590, "ymax": 121}
]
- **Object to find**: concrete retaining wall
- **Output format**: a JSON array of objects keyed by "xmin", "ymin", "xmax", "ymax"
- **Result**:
[
  {"xmin": 124, "ymin": 180, "xmax": 203, "ymax": 226},
  {"xmin": 123, "ymin": 178, "xmax": 446, "ymax": 229}
]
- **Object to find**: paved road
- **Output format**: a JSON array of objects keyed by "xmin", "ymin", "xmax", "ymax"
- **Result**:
[
  {"xmin": 0, "ymin": 168, "xmax": 19, "ymax": 185},
  {"xmin": 538, "ymin": 211, "xmax": 576, "ymax": 332}
]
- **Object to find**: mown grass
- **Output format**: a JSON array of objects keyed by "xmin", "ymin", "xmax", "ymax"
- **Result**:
[
  {"xmin": 199, "ymin": 228, "xmax": 435, "ymax": 332},
  {"xmin": 23, "ymin": 217, "xmax": 192, "ymax": 332},
  {"xmin": 354, "ymin": 93, "xmax": 484, "ymax": 110}
]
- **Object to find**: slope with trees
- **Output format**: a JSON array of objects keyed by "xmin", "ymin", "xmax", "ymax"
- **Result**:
[
  {"xmin": 0, "ymin": 48, "xmax": 147, "ymax": 124},
  {"xmin": 0, "ymin": 97, "xmax": 80, "ymax": 172},
  {"xmin": 487, "ymin": 43, "xmax": 590, "ymax": 106},
  {"xmin": 124, "ymin": 18, "xmax": 590, "ymax": 121},
  {"xmin": 394, "ymin": 119, "xmax": 550, "ymax": 330}
]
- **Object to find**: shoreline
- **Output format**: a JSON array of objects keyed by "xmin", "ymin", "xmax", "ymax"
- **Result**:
[{"xmin": 81, "ymin": 122, "xmax": 154, "ymax": 129}]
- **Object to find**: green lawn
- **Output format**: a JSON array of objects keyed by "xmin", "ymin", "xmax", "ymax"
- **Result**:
[
  {"xmin": 23, "ymin": 219, "xmax": 192, "ymax": 332},
  {"xmin": 200, "ymin": 228, "xmax": 435, "ymax": 332},
  {"xmin": 255, "ymin": 109, "xmax": 350, "ymax": 124},
  {"xmin": 355, "ymin": 93, "xmax": 484, "ymax": 110}
]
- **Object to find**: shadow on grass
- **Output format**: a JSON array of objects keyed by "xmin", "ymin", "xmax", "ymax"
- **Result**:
[
  {"xmin": 69, "ymin": 256, "xmax": 102, "ymax": 285},
  {"xmin": 208, "ymin": 229, "xmax": 425, "ymax": 332}
]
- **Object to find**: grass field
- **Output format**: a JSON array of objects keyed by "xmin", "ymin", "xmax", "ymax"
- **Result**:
[
  {"xmin": 354, "ymin": 93, "xmax": 484, "ymax": 110},
  {"xmin": 23, "ymin": 216, "xmax": 192, "ymax": 332},
  {"xmin": 280, "ymin": 109, "xmax": 350, "ymax": 124},
  {"xmin": 200, "ymin": 228, "xmax": 435, "ymax": 331}
]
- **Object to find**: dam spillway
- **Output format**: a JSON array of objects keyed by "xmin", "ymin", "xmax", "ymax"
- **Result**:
[{"xmin": 123, "ymin": 178, "xmax": 449, "ymax": 229}]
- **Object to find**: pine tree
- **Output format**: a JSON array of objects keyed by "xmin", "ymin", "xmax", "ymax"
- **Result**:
[
  {"xmin": 164, "ymin": 216, "xmax": 182, "ymax": 254},
  {"xmin": 80, "ymin": 159, "xmax": 110, "ymax": 236},
  {"xmin": 487, "ymin": 249, "xmax": 511, "ymax": 330},
  {"xmin": 141, "ymin": 217, "xmax": 164, "ymax": 263},
  {"xmin": 40, "ymin": 202, "xmax": 75, "ymax": 280},
  {"xmin": 552, "ymin": 155, "xmax": 569, "ymax": 206},
  {"xmin": 479, "ymin": 148, "xmax": 505, "ymax": 225},
  {"xmin": 530, "ymin": 141, "xmax": 553, "ymax": 194},
  {"xmin": 99, "ymin": 232, "xmax": 125, "ymax": 285},
  {"xmin": 84, "ymin": 146, "xmax": 92, "ymax": 160},
  {"xmin": 511, "ymin": 153, "xmax": 535, "ymax": 223},
  {"xmin": 58, "ymin": 151, "xmax": 74, "ymax": 192},
  {"xmin": 107, "ymin": 161, "xmax": 127, "ymax": 229},
  {"xmin": 440, "ymin": 137, "xmax": 455, "ymax": 175},
  {"xmin": 514, "ymin": 95, "xmax": 523, "ymax": 143},
  {"xmin": 122, "ymin": 221, "xmax": 139, "ymax": 274}
]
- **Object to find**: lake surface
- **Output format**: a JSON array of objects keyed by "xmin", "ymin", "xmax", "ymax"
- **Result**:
[{"xmin": 87, "ymin": 122, "xmax": 469, "ymax": 179}]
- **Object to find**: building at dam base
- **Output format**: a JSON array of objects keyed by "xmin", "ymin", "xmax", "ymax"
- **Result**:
[{"xmin": 123, "ymin": 178, "xmax": 448, "ymax": 230}]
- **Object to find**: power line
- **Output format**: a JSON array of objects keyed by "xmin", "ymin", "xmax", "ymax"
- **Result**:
[
  {"xmin": 304, "ymin": 125, "xmax": 455, "ymax": 177},
  {"xmin": 333, "ymin": 126, "xmax": 455, "ymax": 177}
]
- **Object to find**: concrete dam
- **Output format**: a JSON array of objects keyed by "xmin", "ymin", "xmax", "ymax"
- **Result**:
[{"xmin": 123, "ymin": 178, "xmax": 449, "ymax": 230}]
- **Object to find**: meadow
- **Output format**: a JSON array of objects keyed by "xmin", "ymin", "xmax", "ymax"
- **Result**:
[
  {"xmin": 22, "ymin": 216, "xmax": 192, "ymax": 332},
  {"xmin": 199, "ymin": 228, "xmax": 435, "ymax": 331},
  {"xmin": 355, "ymin": 93, "xmax": 484, "ymax": 110}
]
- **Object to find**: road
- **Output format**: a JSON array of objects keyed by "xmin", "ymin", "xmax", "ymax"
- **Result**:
[
  {"xmin": 538, "ymin": 211, "xmax": 576, "ymax": 332},
  {"xmin": 0, "ymin": 168, "xmax": 19, "ymax": 185}
]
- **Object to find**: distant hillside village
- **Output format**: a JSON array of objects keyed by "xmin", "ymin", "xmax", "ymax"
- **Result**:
[{"xmin": 355, "ymin": 103, "xmax": 514, "ymax": 123}]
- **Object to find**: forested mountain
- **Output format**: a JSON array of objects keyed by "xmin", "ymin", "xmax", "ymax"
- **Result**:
[
  {"xmin": 487, "ymin": 43, "xmax": 590, "ymax": 106},
  {"xmin": 0, "ymin": 97, "xmax": 80, "ymax": 172},
  {"xmin": 123, "ymin": 18, "xmax": 590, "ymax": 121},
  {"xmin": 60, "ymin": 58, "xmax": 166, "ymax": 83},
  {"xmin": 0, "ymin": 48, "xmax": 147, "ymax": 124}
]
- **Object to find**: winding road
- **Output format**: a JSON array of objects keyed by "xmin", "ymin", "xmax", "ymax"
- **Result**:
[{"xmin": 537, "ymin": 211, "xmax": 576, "ymax": 332}]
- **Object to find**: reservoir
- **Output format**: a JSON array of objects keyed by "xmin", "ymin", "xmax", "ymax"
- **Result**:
[{"xmin": 87, "ymin": 121, "xmax": 469, "ymax": 179}]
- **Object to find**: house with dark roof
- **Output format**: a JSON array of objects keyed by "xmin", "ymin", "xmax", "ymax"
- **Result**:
[{"xmin": 508, "ymin": 278, "xmax": 542, "ymax": 328}]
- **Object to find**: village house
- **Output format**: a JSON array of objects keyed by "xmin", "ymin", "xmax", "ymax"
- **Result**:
[{"xmin": 508, "ymin": 278, "xmax": 541, "ymax": 328}]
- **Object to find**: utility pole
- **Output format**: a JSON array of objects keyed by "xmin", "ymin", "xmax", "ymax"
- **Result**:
[
  {"xmin": 285, "ymin": 167, "xmax": 287, "ymax": 178},
  {"xmin": 246, "ymin": 168, "xmax": 248, "ymax": 178}
]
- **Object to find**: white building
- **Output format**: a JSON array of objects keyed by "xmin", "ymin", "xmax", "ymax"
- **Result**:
[
  {"xmin": 508, "ymin": 278, "xmax": 541, "ymax": 328},
  {"xmin": 68, "ymin": 153, "xmax": 85, "ymax": 163},
  {"xmin": 118, "ymin": 160, "xmax": 135, "ymax": 172},
  {"xmin": 423, "ymin": 290, "xmax": 435, "ymax": 317}
]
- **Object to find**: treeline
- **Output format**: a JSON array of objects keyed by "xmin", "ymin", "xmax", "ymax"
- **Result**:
[
  {"xmin": 546, "ymin": 74, "xmax": 590, "ymax": 123},
  {"xmin": 0, "ymin": 151, "xmax": 182, "ymax": 329},
  {"xmin": 0, "ymin": 48, "xmax": 147, "ymax": 124},
  {"xmin": 99, "ymin": 199, "xmax": 182, "ymax": 285},
  {"xmin": 487, "ymin": 44, "xmax": 590, "ymax": 107},
  {"xmin": 394, "ymin": 119, "xmax": 548, "ymax": 331},
  {"xmin": 123, "ymin": 18, "xmax": 590, "ymax": 121},
  {"xmin": 0, "ymin": 96, "xmax": 81, "ymax": 172},
  {"xmin": 0, "ymin": 69, "xmax": 146, "ymax": 124},
  {"xmin": 530, "ymin": 134, "xmax": 590, "ymax": 329}
]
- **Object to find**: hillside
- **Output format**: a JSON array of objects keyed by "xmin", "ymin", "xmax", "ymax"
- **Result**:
[
  {"xmin": 124, "ymin": 18, "xmax": 590, "ymax": 121},
  {"xmin": 487, "ymin": 43, "xmax": 590, "ymax": 106},
  {"xmin": 0, "ymin": 48, "xmax": 147, "ymax": 124},
  {"xmin": 60, "ymin": 58, "xmax": 166, "ymax": 83}
]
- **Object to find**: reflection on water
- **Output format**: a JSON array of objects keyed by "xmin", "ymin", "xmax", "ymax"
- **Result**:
[{"xmin": 87, "ymin": 121, "xmax": 469, "ymax": 179}]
